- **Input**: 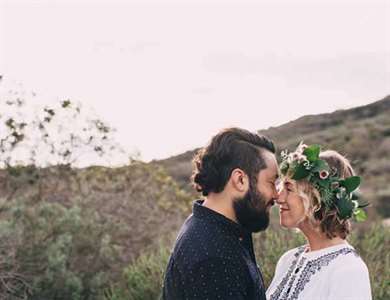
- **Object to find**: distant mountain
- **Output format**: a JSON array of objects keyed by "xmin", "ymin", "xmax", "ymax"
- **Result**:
[
  {"xmin": 1, "ymin": 96, "xmax": 388, "ymax": 264},
  {"xmin": 153, "ymin": 95, "xmax": 390, "ymax": 218}
]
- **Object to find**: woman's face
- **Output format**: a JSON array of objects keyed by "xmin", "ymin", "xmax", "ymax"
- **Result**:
[{"xmin": 276, "ymin": 178, "xmax": 306, "ymax": 228}]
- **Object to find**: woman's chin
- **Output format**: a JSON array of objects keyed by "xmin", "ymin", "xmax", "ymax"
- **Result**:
[{"xmin": 279, "ymin": 218, "xmax": 295, "ymax": 229}]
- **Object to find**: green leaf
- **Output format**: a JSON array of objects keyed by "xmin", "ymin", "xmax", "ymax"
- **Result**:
[
  {"xmin": 336, "ymin": 197, "xmax": 354, "ymax": 219},
  {"xmin": 357, "ymin": 200, "xmax": 370, "ymax": 208},
  {"xmin": 351, "ymin": 190, "xmax": 360, "ymax": 200},
  {"xmin": 291, "ymin": 164, "xmax": 310, "ymax": 180},
  {"xmin": 340, "ymin": 176, "xmax": 361, "ymax": 193},
  {"xmin": 303, "ymin": 144, "xmax": 321, "ymax": 162},
  {"xmin": 62, "ymin": 100, "xmax": 71, "ymax": 108},
  {"xmin": 280, "ymin": 160, "xmax": 289, "ymax": 175},
  {"xmin": 351, "ymin": 191, "xmax": 370, "ymax": 208},
  {"xmin": 354, "ymin": 208, "xmax": 367, "ymax": 222},
  {"xmin": 311, "ymin": 159, "xmax": 330, "ymax": 173}
]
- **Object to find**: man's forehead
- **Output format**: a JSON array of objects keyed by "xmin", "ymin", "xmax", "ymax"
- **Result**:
[{"xmin": 259, "ymin": 150, "xmax": 279, "ymax": 177}]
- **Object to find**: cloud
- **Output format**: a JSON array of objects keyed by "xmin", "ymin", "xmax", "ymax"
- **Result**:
[{"xmin": 203, "ymin": 51, "xmax": 390, "ymax": 95}]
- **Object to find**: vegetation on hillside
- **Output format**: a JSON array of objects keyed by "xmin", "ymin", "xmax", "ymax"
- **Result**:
[{"xmin": 0, "ymin": 90, "xmax": 389, "ymax": 299}]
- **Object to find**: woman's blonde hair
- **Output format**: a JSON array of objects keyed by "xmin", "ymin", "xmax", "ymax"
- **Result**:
[{"xmin": 294, "ymin": 150, "xmax": 354, "ymax": 239}]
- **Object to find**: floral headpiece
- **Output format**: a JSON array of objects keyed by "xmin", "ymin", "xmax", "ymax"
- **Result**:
[{"xmin": 280, "ymin": 142, "xmax": 368, "ymax": 221}]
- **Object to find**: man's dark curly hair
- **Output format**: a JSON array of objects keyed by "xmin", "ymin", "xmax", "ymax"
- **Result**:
[{"xmin": 191, "ymin": 127, "xmax": 275, "ymax": 196}]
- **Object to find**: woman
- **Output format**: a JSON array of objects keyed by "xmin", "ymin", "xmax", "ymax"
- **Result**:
[{"xmin": 266, "ymin": 143, "xmax": 372, "ymax": 300}]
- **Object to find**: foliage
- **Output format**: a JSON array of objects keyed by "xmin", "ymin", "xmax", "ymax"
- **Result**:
[
  {"xmin": 108, "ymin": 225, "xmax": 390, "ymax": 300},
  {"xmin": 0, "ymin": 94, "xmax": 126, "ymax": 168},
  {"xmin": 0, "ymin": 197, "xmax": 125, "ymax": 299}
]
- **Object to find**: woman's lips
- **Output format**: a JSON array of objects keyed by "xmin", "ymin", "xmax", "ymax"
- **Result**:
[{"xmin": 279, "ymin": 207, "xmax": 290, "ymax": 213}]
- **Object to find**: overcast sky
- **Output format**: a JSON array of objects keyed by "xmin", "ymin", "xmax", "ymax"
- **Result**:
[{"xmin": 1, "ymin": 0, "xmax": 389, "ymax": 162}]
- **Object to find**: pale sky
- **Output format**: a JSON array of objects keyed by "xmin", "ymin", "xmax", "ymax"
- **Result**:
[{"xmin": 1, "ymin": 0, "xmax": 389, "ymax": 162}]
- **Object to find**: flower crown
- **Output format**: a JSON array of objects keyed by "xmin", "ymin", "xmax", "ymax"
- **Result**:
[{"xmin": 280, "ymin": 142, "xmax": 368, "ymax": 222}]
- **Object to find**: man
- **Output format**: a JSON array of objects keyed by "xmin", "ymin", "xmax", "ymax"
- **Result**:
[{"xmin": 162, "ymin": 127, "xmax": 279, "ymax": 299}]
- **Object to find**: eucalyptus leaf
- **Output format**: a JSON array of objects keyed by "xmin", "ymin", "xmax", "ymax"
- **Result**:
[
  {"xmin": 336, "ymin": 197, "xmax": 354, "ymax": 219},
  {"xmin": 291, "ymin": 164, "xmax": 310, "ymax": 180},
  {"xmin": 280, "ymin": 160, "xmax": 289, "ymax": 175},
  {"xmin": 311, "ymin": 159, "xmax": 330, "ymax": 173},
  {"xmin": 354, "ymin": 208, "xmax": 367, "ymax": 222},
  {"xmin": 357, "ymin": 199, "xmax": 370, "ymax": 208},
  {"xmin": 303, "ymin": 144, "xmax": 320, "ymax": 162},
  {"xmin": 340, "ymin": 176, "xmax": 361, "ymax": 193}
]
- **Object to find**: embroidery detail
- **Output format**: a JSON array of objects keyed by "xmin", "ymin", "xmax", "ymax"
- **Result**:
[
  {"xmin": 269, "ymin": 246, "xmax": 305, "ymax": 300},
  {"xmin": 289, "ymin": 247, "xmax": 358, "ymax": 300},
  {"xmin": 280, "ymin": 256, "xmax": 307, "ymax": 300}
]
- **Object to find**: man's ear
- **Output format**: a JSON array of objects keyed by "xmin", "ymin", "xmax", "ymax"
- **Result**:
[{"xmin": 230, "ymin": 168, "xmax": 249, "ymax": 193}]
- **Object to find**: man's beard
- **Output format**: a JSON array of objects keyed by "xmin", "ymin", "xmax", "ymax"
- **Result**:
[{"xmin": 233, "ymin": 183, "xmax": 271, "ymax": 233}]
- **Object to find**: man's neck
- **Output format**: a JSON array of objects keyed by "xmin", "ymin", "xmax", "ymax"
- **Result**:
[{"xmin": 202, "ymin": 193, "xmax": 238, "ymax": 224}]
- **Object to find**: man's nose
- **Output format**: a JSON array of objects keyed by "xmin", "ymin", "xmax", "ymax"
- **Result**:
[
  {"xmin": 275, "ymin": 190, "xmax": 285, "ymax": 204},
  {"xmin": 272, "ymin": 185, "xmax": 278, "ymax": 199}
]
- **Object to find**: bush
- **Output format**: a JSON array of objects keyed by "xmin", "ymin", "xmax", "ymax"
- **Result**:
[
  {"xmin": 0, "ymin": 198, "xmax": 123, "ymax": 300},
  {"xmin": 254, "ymin": 228, "xmax": 306, "ymax": 287},
  {"xmin": 112, "ymin": 225, "xmax": 390, "ymax": 300},
  {"xmin": 375, "ymin": 189, "xmax": 390, "ymax": 218},
  {"xmin": 106, "ymin": 246, "xmax": 170, "ymax": 300},
  {"xmin": 349, "ymin": 224, "xmax": 390, "ymax": 300}
]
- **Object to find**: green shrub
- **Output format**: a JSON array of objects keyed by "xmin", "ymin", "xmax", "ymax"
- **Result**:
[
  {"xmin": 111, "ymin": 225, "xmax": 390, "ymax": 300},
  {"xmin": 106, "ymin": 246, "xmax": 170, "ymax": 300},
  {"xmin": 375, "ymin": 189, "xmax": 390, "ymax": 218},
  {"xmin": 254, "ymin": 228, "xmax": 306, "ymax": 287},
  {"xmin": 0, "ymin": 199, "xmax": 122, "ymax": 300}
]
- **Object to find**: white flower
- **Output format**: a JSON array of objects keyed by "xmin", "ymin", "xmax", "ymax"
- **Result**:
[
  {"xmin": 352, "ymin": 200, "xmax": 359, "ymax": 210},
  {"xmin": 336, "ymin": 187, "xmax": 347, "ymax": 199},
  {"xmin": 298, "ymin": 154, "xmax": 308, "ymax": 163},
  {"xmin": 303, "ymin": 160, "xmax": 311, "ymax": 170},
  {"xmin": 296, "ymin": 141, "xmax": 308, "ymax": 154}
]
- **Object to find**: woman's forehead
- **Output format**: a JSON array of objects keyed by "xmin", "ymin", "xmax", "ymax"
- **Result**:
[{"xmin": 283, "ymin": 178, "xmax": 295, "ymax": 186}]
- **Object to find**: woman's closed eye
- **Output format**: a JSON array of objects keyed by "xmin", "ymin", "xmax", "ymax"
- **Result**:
[{"xmin": 285, "ymin": 183, "xmax": 294, "ymax": 192}]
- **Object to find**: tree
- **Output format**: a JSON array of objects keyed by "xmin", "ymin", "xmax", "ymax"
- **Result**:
[{"xmin": 0, "ymin": 90, "xmax": 127, "ymax": 168}]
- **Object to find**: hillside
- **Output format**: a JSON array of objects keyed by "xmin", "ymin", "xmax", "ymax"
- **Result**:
[
  {"xmin": 153, "ymin": 95, "xmax": 390, "ymax": 218},
  {"xmin": 0, "ymin": 96, "xmax": 389, "ymax": 298}
]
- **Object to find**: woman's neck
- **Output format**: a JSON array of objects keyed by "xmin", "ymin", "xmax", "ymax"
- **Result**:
[{"xmin": 298, "ymin": 220, "xmax": 346, "ymax": 252}]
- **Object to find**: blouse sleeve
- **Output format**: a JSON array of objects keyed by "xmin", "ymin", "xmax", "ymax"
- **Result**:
[{"xmin": 327, "ymin": 259, "xmax": 372, "ymax": 300}]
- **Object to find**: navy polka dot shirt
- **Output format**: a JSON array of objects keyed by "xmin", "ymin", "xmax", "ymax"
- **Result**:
[{"xmin": 162, "ymin": 200, "xmax": 266, "ymax": 300}]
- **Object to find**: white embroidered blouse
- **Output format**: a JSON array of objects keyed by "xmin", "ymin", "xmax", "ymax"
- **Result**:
[{"xmin": 266, "ymin": 243, "xmax": 372, "ymax": 300}]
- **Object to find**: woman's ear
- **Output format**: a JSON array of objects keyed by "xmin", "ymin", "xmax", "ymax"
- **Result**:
[{"xmin": 230, "ymin": 168, "xmax": 249, "ymax": 193}]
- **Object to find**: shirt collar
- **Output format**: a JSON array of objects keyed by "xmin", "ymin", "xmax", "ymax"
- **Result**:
[{"xmin": 192, "ymin": 199, "xmax": 251, "ymax": 240}]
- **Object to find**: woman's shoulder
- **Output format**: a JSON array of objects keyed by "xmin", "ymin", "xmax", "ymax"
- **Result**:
[
  {"xmin": 321, "ymin": 243, "xmax": 370, "ymax": 282},
  {"xmin": 326, "ymin": 245, "xmax": 372, "ymax": 299},
  {"xmin": 331, "ymin": 246, "xmax": 369, "ymax": 272}
]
